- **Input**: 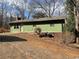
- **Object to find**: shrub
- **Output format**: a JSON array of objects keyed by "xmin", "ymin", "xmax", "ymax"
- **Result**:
[{"xmin": 34, "ymin": 27, "xmax": 41, "ymax": 34}]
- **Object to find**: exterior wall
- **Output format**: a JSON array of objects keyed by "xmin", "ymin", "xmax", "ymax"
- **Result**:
[
  {"xmin": 22, "ymin": 25, "xmax": 33, "ymax": 32},
  {"xmin": 36, "ymin": 24, "xmax": 62, "ymax": 32},
  {"xmin": 10, "ymin": 26, "xmax": 21, "ymax": 33},
  {"xmin": 10, "ymin": 24, "xmax": 63, "ymax": 33}
]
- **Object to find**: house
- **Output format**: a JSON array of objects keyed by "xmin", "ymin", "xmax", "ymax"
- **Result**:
[{"xmin": 9, "ymin": 16, "xmax": 65, "ymax": 33}]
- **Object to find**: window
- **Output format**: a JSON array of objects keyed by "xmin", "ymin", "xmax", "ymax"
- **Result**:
[
  {"xmin": 14, "ymin": 25, "xmax": 19, "ymax": 29},
  {"xmin": 50, "ymin": 24, "xmax": 54, "ymax": 27}
]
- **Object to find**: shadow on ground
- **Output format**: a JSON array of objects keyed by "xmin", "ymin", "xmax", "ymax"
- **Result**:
[{"xmin": 0, "ymin": 35, "xmax": 27, "ymax": 42}]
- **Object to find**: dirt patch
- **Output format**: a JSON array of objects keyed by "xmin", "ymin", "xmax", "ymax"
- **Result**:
[{"xmin": 0, "ymin": 33, "xmax": 79, "ymax": 59}]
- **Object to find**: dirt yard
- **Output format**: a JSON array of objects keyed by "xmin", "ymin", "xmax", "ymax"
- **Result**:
[{"xmin": 0, "ymin": 33, "xmax": 79, "ymax": 59}]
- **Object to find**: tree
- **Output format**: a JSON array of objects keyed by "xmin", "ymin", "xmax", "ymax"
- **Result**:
[
  {"xmin": 65, "ymin": 0, "xmax": 79, "ymax": 43},
  {"xmin": 0, "ymin": 0, "xmax": 10, "ymax": 32},
  {"xmin": 65, "ymin": 0, "xmax": 76, "ymax": 32},
  {"xmin": 74, "ymin": 0, "xmax": 79, "ymax": 31},
  {"xmin": 32, "ymin": 12, "xmax": 47, "ymax": 19},
  {"xmin": 29, "ymin": 0, "xmax": 63, "ymax": 17},
  {"xmin": 74, "ymin": 0, "xmax": 79, "ymax": 44},
  {"xmin": 0, "ymin": 0, "xmax": 7, "ymax": 28},
  {"xmin": 10, "ymin": 0, "xmax": 27, "ymax": 20},
  {"xmin": 0, "ymin": 1, "xmax": 4, "ymax": 27},
  {"xmin": 65, "ymin": 0, "xmax": 79, "ymax": 32}
]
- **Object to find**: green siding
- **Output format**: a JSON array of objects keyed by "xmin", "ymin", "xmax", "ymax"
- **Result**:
[
  {"xmin": 36, "ymin": 24, "xmax": 62, "ymax": 32},
  {"xmin": 22, "ymin": 25, "xmax": 33, "ymax": 32},
  {"xmin": 10, "ymin": 24, "xmax": 62, "ymax": 33},
  {"xmin": 10, "ymin": 26, "xmax": 20, "ymax": 32}
]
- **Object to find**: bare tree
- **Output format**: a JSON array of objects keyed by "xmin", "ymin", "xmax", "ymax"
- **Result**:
[
  {"xmin": 74, "ymin": 0, "xmax": 79, "ymax": 44},
  {"xmin": 0, "ymin": 0, "xmax": 10, "ymax": 32},
  {"xmin": 10, "ymin": 0, "xmax": 27, "ymax": 20},
  {"xmin": 29, "ymin": 0, "xmax": 63, "ymax": 17},
  {"xmin": 32, "ymin": 12, "xmax": 47, "ymax": 18},
  {"xmin": 27, "ymin": 4, "xmax": 36, "ymax": 19},
  {"xmin": 0, "ymin": 0, "xmax": 5, "ymax": 27},
  {"xmin": 74, "ymin": 0, "xmax": 79, "ymax": 31},
  {"xmin": 66, "ymin": 0, "xmax": 79, "ymax": 44}
]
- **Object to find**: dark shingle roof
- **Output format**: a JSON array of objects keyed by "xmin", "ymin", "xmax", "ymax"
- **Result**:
[{"xmin": 9, "ymin": 16, "xmax": 66, "ymax": 24}]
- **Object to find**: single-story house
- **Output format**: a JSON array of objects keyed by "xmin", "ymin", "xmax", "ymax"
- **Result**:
[{"xmin": 9, "ymin": 16, "xmax": 65, "ymax": 33}]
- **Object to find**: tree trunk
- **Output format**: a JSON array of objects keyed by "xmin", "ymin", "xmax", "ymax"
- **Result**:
[{"xmin": 75, "ymin": 0, "xmax": 79, "ymax": 44}]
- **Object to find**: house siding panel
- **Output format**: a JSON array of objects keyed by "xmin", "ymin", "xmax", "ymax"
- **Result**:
[
  {"xmin": 10, "ymin": 26, "xmax": 20, "ymax": 33},
  {"xmin": 10, "ymin": 24, "xmax": 62, "ymax": 33},
  {"xmin": 36, "ymin": 24, "xmax": 62, "ymax": 32},
  {"xmin": 22, "ymin": 25, "xmax": 33, "ymax": 32}
]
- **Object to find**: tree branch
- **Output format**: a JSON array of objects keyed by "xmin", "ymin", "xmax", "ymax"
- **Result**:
[
  {"xmin": 51, "ymin": 0, "xmax": 56, "ymax": 15},
  {"xmin": 33, "ymin": 0, "xmax": 49, "ymax": 15},
  {"xmin": 66, "ymin": 6, "xmax": 74, "ymax": 14}
]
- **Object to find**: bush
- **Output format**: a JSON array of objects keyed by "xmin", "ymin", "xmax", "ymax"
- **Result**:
[{"xmin": 34, "ymin": 27, "xmax": 41, "ymax": 34}]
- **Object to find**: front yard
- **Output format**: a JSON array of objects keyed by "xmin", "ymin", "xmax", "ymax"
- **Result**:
[{"xmin": 0, "ymin": 33, "xmax": 79, "ymax": 59}]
